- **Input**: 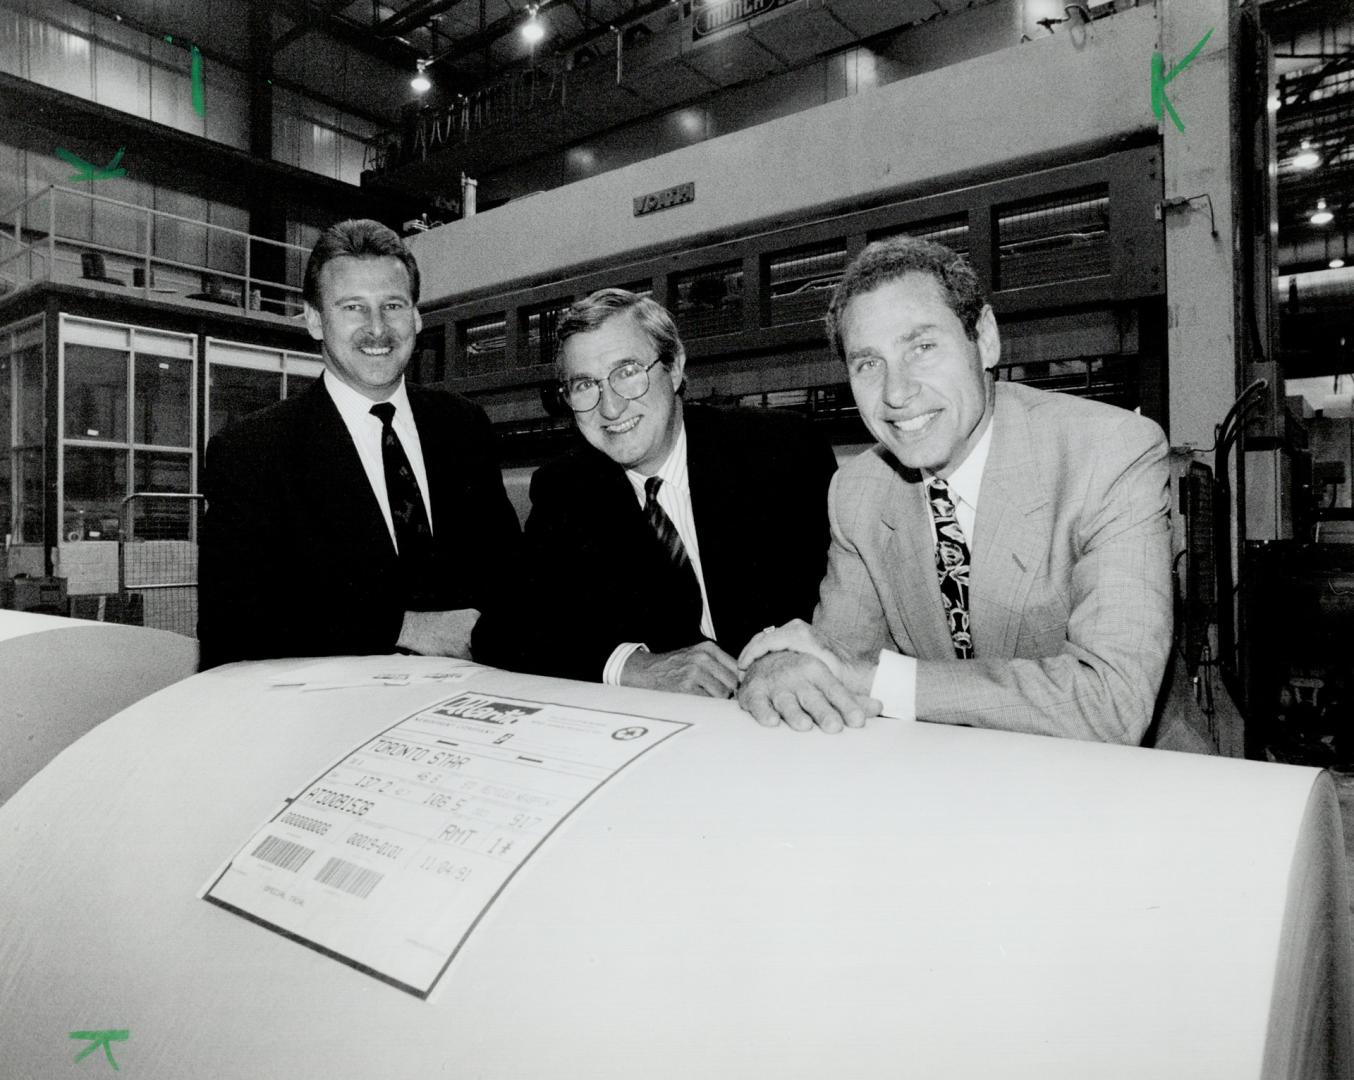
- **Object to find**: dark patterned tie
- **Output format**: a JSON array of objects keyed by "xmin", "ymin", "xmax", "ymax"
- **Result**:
[
  {"xmin": 369, "ymin": 402, "xmax": 433, "ymax": 573},
  {"xmin": 925, "ymin": 477, "xmax": 974, "ymax": 659},
  {"xmin": 644, "ymin": 476, "xmax": 703, "ymax": 625}
]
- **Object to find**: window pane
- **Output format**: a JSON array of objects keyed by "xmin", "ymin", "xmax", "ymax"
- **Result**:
[
  {"xmin": 132, "ymin": 451, "xmax": 190, "ymax": 493},
  {"xmin": 63, "ymin": 445, "xmax": 126, "ymax": 541},
  {"xmin": 130, "ymin": 452, "xmax": 192, "ymax": 540},
  {"xmin": 0, "ymin": 350, "xmax": 10, "ymax": 539},
  {"xmin": 17, "ymin": 343, "xmax": 43, "ymax": 446},
  {"xmin": 16, "ymin": 447, "xmax": 44, "ymax": 543},
  {"xmin": 135, "ymin": 353, "xmax": 192, "ymax": 447},
  {"xmin": 208, "ymin": 364, "xmax": 281, "ymax": 438},
  {"xmin": 65, "ymin": 344, "xmax": 128, "ymax": 441}
]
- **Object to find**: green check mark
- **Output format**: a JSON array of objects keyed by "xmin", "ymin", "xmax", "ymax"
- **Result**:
[
  {"xmin": 55, "ymin": 146, "xmax": 128, "ymax": 182},
  {"xmin": 70, "ymin": 1028, "xmax": 129, "ymax": 1070},
  {"xmin": 1152, "ymin": 28, "xmax": 1213, "ymax": 133}
]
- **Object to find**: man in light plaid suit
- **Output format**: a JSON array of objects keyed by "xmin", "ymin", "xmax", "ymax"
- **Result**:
[{"xmin": 737, "ymin": 237, "xmax": 1171, "ymax": 744}]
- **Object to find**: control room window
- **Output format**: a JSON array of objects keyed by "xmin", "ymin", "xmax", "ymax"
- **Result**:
[
  {"xmin": 64, "ymin": 345, "xmax": 128, "ymax": 442},
  {"xmin": 135, "ymin": 353, "xmax": 192, "ymax": 448}
]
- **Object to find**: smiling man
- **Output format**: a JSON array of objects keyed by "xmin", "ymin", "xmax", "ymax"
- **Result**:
[
  {"xmin": 198, "ymin": 219, "xmax": 519, "ymax": 668},
  {"xmin": 472, "ymin": 288, "xmax": 837, "ymax": 696},
  {"xmin": 737, "ymin": 237, "xmax": 1172, "ymax": 744}
]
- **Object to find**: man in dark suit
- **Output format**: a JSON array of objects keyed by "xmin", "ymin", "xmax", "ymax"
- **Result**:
[
  {"xmin": 198, "ymin": 219, "xmax": 519, "ymax": 668},
  {"xmin": 472, "ymin": 288, "xmax": 837, "ymax": 697}
]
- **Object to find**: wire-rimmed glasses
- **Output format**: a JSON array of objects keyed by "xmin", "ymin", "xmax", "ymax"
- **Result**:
[{"xmin": 559, "ymin": 356, "xmax": 664, "ymax": 413}]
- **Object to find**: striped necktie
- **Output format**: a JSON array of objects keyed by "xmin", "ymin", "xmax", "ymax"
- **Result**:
[
  {"xmin": 644, "ymin": 476, "xmax": 702, "ymax": 624},
  {"xmin": 925, "ymin": 477, "xmax": 974, "ymax": 659}
]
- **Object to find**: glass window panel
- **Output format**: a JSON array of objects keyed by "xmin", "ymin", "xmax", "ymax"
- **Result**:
[
  {"xmin": 63, "ymin": 445, "xmax": 126, "ymax": 541},
  {"xmin": 133, "ymin": 450, "xmax": 190, "ymax": 493},
  {"xmin": 673, "ymin": 263, "xmax": 744, "ymax": 339},
  {"xmin": 204, "ymin": 65, "xmax": 250, "ymax": 151},
  {"xmin": 206, "ymin": 201, "xmax": 249, "ymax": 275},
  {"xmin": 149, "ymin": 36, "xmax": 203, "ymax": 136},
  {"xmin": 16, "ymin": 343, "xmax": 43, "ymax": 445},
  {"xmin": 16, "ymin": 447, "xmax": 43, "ymax": 543},
  {"xmin": 152, "ymin": 189, "xmax": 209, "ymax": 266},
  {"xmin": 0, "ymin": 451, "xmax": 10, "ymax": 539},
  {"xmin": 208, "ymin": 363, "xmax": 281, "ymax": 438},
  {"xmin": 131, "ymin": 452, "xmax": 192, "ymax": 540},
  {"xmin": 29, "ymin": 15, "xmax": 93, "ymax": 101},
  {"xmin": 0, "ymin": 7, "xmax": 25, "ymax": 80},
  {"xmin": 0, "ymin": 351, "xmax": 10, "ymax": 539},
  {"xmin": 300, "ymin": 122, "xmax": 338, "ymax": 180},
  {"xmin": 91, "ymin": 179, "xmax": 150, "ymax": 255},
  {"xmin": 134, "ymin": 353, "xmax": 191, "ymax": 447},
  {"xmin": 92, "ymin": 17, "xmax": 151, "ymax": 120},
  {"xmin": 65, "ymin": 344, "xmax": 128, "ymax": 441},
  {"xmin": 0, "ymin": 349, "xmax": 11, "ymax": 446},
  {"xmin": 30, "ymin": 156, "xmax": 92, "ymax": 243}
]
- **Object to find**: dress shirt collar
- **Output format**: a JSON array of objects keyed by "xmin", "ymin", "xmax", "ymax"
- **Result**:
[
  {"xmin": 625, "ymin": 419, "xmax": 689, "ymax": 503},
  {"xmin": 322, "ymin": 369, "xmax": 413, "ymax": 427},
  {"xmin": 924, "ymin": 411, "xmax": 993, "ymax": 516}
]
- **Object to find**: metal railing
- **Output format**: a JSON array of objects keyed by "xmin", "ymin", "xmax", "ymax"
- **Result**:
[
  {"xmin": 118, "ymin": 491, "xmax": 206, "ymax": 638},
  {"xmin": 0, "ymin": 185, "xmax": 311, "ymax": 320}
]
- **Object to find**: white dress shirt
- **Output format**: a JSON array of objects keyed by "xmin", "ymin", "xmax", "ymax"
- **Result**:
[
  {"xmin": 322, "ymin": 372, "xmax": 434, "ymax": 552},
  {"xmin": 869, "ymin": 418, "xmax": 993, "ymax": 719},
  {"xmin": 602, "ymin": 421, "xmax": 717, "ymax": 684}
]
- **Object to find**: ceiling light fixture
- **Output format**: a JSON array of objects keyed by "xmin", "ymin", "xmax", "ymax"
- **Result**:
[
  {"xmin": 410, "ymin": 58, "xmax": 432, "ymax": 94},
  {"xmin": 1310, "ymin": 198, "xmax": 1334, "ymax": 226},
  {"xmin": 522, "ymin": 5, "xmax": 545, "ymax": 45},
  {"xmin": 1292, "ymin": 139, "xmax": 1321, "ymax": 170}
]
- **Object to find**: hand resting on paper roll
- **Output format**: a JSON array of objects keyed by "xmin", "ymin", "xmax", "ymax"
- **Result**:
[
  {"xmin": 621, "ymin": 641, "xmax": 740, "ymax": 698},
  {"xmin": 737, "ymin": 623, "xmax": 882, "ymax": 733}
]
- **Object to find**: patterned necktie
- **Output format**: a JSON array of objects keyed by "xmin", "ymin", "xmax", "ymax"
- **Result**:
[
  {"xmin": 369, "ymin": 402, "xmax": 433, "ymax": 572},
  {"xmin": 925, "ymin": 477, "xmax": 974, "ymax": 659},
  {"xmin": 644, "ymin": 476, "xmax": 703, "ymax": 624}
]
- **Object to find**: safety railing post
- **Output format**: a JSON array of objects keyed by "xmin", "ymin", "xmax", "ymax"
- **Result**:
[{"xmin": 47, "ymin": 185, "xmax": 56, "ymax": 283}]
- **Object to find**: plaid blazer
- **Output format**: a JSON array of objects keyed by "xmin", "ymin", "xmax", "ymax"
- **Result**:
[{"xmin": 815, "ymin": 381, "xmax": 1172, "ymax": 744}]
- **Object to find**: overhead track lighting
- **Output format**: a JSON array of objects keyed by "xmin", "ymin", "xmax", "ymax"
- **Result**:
[
  {"xmin": 411, "ymin": 58, "xmax": 432, "ymax": 94},
  {"xmin": 522, "ymin": 5, "xmax": 545, "ymax": 45},
  {"xmin": 1310, "ymin": 198, "xmax": 1333, "ymax": 226}
]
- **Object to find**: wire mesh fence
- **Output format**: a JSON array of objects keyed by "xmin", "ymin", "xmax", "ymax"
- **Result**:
[{"xmin": 119, "ymin": 492, "xmax": 205, "ymax": 638}]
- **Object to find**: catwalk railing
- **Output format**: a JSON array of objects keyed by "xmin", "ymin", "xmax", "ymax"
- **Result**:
[{"xmin": 0, "ymin": 185, "xmax": 310, "ymax": 321}]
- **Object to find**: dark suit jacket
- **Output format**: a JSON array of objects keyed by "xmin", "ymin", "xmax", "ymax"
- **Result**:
[
  {"xmin": 198, "ymin": 379, "xmax": 520, "ymax": 668},
  {"xmin": 473, "ymin": 403, "xmax": 837, "ymax": 682}
]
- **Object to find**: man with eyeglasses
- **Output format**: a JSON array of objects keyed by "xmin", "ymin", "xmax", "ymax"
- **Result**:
[{"xmin": 472, "ymin": 288, "xmax": 837, "ymax": 697}]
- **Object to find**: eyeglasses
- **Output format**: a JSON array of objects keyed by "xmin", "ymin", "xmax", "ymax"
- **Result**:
[{"xmin": 559, "ymin": 356, "xmax": 664, "ymax": 413}]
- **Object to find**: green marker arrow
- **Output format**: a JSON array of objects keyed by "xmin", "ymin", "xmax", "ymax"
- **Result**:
[
  {"xmin": 70, "ymin": 1029, "xmax": 129, "ymax": 1071},
  {"xmin": 191, "ymin": 45, "xmax": 205, "ymax": 116},
  {"xmin": 1151, "ymin": 28, "xmax": 1213, "ymax": 134},
  {"xmin": 55, "ymin": 146, "xmax": 127, "ymax": 182}
]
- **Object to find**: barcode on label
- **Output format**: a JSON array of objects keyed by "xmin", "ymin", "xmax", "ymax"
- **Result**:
[
  {"xmin": 315, "ymin": 857, "xmax": 384, "ymax": 899},
  {"xmin": 279, "ymin": 812, "xmax": 331, "ymax": 836},
  {"xmin": 252, "ymin": 834, "xmax": 315, "ymax": 873}
]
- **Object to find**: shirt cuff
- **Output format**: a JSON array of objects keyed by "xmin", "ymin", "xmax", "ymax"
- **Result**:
[
  {"xmin": 603, "ymin": 642, "xmax": 647, "ymax": 685},
  {"xmin": 869, "ymin": 650, "xmax": 917, "ymax": 721}
]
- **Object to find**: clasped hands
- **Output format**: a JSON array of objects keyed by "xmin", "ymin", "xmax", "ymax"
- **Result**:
[{"xmin": 622, "ymin": 620, "xmax": 881, "ymax": 733}]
